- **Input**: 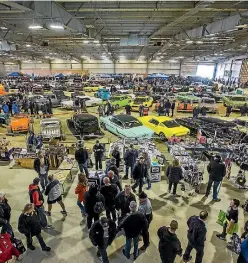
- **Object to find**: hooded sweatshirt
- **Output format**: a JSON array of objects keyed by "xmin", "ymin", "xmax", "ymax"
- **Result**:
[
  {"xmin": 157, "ymin": 226, "xmax": 182, "ymax": 263},
  {"xmin": 29, "ymin": 184, "xmax": 44, "ymax": 208}
]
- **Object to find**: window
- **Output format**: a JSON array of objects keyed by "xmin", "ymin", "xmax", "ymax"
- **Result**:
[
  {"xmin": 196, "ymin": 64, "xmax": 215, "ymax": 79},
  {"xmin": 162, "ymin": 120, "xmax": 180, "ymax": 128},
  {"xmin": 149, "ymin": 119, "xmax": 159, "ymax": 126},
  {"xmin": 111, "ymin": 118, "xmax": 123, "ymax": 128}
]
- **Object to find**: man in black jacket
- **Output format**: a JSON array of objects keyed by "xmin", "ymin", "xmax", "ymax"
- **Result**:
[
  {"xmin": 171, "ymin": 100, "xmax": 176, "ymax": 117},
  {"xmin": 0, "ymin": 191, "xmax": 13, "ymax": 238},
  {"xmin": 183, "ymin": 211, "xmax": 208, "ymax": 263},
  {"xmin": 93, "ymin": 140, "xmax": 104, "ymax": 170},
  {"xmin": 75, "ymin": 143, "xmax": 89, "ymax": 177},
  {"xmin": 158, "ymin": 220, "xmax": 182, "ymax": 263},
  {"xmin": 205, "ymin": 155, "xmax": 226, "ymax": 202},
  {"xmin": 132, "ymin": 157, "xmax": 148, "ymax": 194},
  {"xmin": 100, "ymin": 177, "xmax": 118, "ymax": 222},
  {"xmin": 120, "ymin": 201, "xmax": 148, "ymax": 260},
  {"xmin": 89, "ymin": 216, "xmax": 116, "ymax": 263},
  {"xmin": 164, "ymin": 99, "xmax": 171, "ymax": 116}
]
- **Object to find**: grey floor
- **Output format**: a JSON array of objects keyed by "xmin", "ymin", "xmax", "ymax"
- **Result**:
[{"xmin": 2, "ymin": 162, "xmax": 247, "ymax": 263}]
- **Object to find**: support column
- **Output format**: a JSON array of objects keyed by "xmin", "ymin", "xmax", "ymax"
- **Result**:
[
  {"xmin": 179, "ymin": 61, "xmax": 182, "ymax": 76},
  {"xmin": 213, "ymin": 63, "xmax": 218, "ymax": 80},
  {"xmin": 18, "ymin": 60, "xmax": 22, "ymax": 71},
  {"xmin": 113, "ymin": 60, "xmax": 116, "ymax": 74},
  {"xmin": 146, "ymin": 60, "xmax": 149, "ymax": 75},
  {"xmin": 81, "ymin": 60, "xmax": 83, "ymax": 70},
  {"xmin": 228, "ymin": 59, "xmax": 234, "ymax": 85},
  {"xmin": 49, "ymin": 60, "xmax": 52, "ymax": 75}
]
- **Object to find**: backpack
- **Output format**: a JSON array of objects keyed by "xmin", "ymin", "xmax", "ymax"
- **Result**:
[
  {"xmin": 93, "ymin": 193, "xmax": 104, "ymax": 214},
  {"xmin": 226, "ymin": 233, "xmax": 241, "ymax": 254},
  {"xmin": 0, "ymin": 233, "xmax": 20, "ymax": 263}
]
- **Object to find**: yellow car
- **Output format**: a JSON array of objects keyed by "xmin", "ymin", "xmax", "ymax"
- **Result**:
[
  {"xmin": 138, "ymin": 116, "xmax": 190, "ymax": 140},
  {"xmin": 130, "ymin": 96, "xmax": 153, "ymax": 111},
  {"xmin": 84, "ymin": 85, "xmax": 103, "ymax": 92}
]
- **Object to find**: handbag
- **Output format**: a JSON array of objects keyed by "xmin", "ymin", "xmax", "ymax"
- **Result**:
[
  {"xmin": 12, "ymin": 238, "xmax": 26, "ymax": 254},
  {"xmin": 216, "ymin": 210, "xmax": 226, "ymax": 226}
]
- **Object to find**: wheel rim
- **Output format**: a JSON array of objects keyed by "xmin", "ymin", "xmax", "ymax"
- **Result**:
[
  {"xmin": 115, "ymin": 104, "xmax": 119, "ymax": 110},
  {"xmin": 160, "ymin": 133, "xmax": 165, "ymax": 140}
]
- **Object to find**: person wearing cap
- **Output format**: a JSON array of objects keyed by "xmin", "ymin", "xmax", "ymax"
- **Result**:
[
  {"xmin": 123, "ymin": 144, "xmax": 138, "ymax": 180},
  {"xmin": 119, "ymin": 201, "xmax": 148, "ymax": 260},
  {"xmin": 157, "ymin": 220, "xmax": 182, "ymax": 263},
  {"xmin": 89, "ymin": 216, "xmax": 117, "ymax": 263},
  {"xmin": 93, "ymin": 140, "xmax": 105, "ymax": 170},
  {"xmin": 131, "ymin": 156, "xmax": 148, "ymax": 194},
  {"xmin": 0, "ymin": 191, "xmax": 14, "ymax": 238},
  {"xmin": 183, "ymin": 211, "xmax": 208, "ymax": 263},
  {"xmin": 100, "ymin": 177, "xmax": 118, "ymax": 222},
  {"xmin": 205, "ymin": 154, "xmax": 226, "ymax": 202},
  {"xmin": 29, "ymin": 177, "xmax": 50, "ymax": 229},
  {"xmin": 75, "ymin": 142, "xmax": 89, "ymax": 177}
]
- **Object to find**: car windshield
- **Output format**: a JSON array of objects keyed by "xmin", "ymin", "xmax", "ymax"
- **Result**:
[
  {"xmin": 124, "ymin": 120, "xmax": 142, "ymax": 128},
  {"xmin": 134, "ymin": 98, "xmax": 146, "ymax": 104},
  {"xmin": 231, "ymin": 97, "xmax": 246, "ymax": 101},
  {"xmin": 162, "ymin": 120, "xmax": 180, "ymax": 128},
  {"xmin": 203, "ymin": 99, "xmax": 215, "ymax": 104},
  {"xmin": 110, "ymin": 97, "xmax": 121, "ymax": 102}
]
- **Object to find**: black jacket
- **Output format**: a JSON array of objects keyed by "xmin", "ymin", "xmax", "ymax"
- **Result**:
[
  {"xmin": 158, "ymin": 226, "xmax": 182, "ymax": 263},
  {"xmin": 124, "ymin": 149, "xmax": 138, "ymax": 166},
  {"xmin": 187, "ymin": 216, "xmax": 207, "ymax": 247},
  {"xmin": 132, "ymin": 163, "xmax": 148, "ymax": 180},
  {"xmin": 119, "ymin": 211, "xmax": 148, "ymax": 238},
  {"xmin": 100, "ymin": 184, "xmax": 118, "ymax": 210},
  {"xmin": 107, "ymin": 164, "xmax": 119, "ymax": 178},
  {"xmin": 34, "ymin": 157, "xmax": 50, "ymax": 174},
  {"xmin": 112, "ymin": 150, "xmax": 121, "ymax": 167},
  {"xmin": 18, "ymin": 210, "xmax": 42, "ymax": 236},
  {"xmin": 164, "ymin": 101, "xmax": 171, "ymax": 109},
  {"xmin": 93, "ymin": 144, "xmax": 104, "ymax": 158},
  {"xmin": 171, "ymin": 102, "xmax": 176, "ymax": 110},
  {"xmin": 0, "ymin": 200, "xmax": 11, "ymax": 226},
  {"xmin": 75, "ymin": 148, "xmax": 88, "ymax": 164},
  {"xmin": 166, "ymin": 166, "xmax": 183, "ymax": 184},
  {"xmin": 115, "ymin": 191, "xmax": 136, "ymax": 216},
  {"xmin": 89, "ymin": 219, "xmax": 116, "ymax": 247},
  {"xmin": 84, "ymin": 187, "xmax": 105, "ymax": 215},
  {"xmin": 207, "ymin": 160, "xmax": 226, "ymax": 182}
]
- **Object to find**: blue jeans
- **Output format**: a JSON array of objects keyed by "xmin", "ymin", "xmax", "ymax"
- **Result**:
[
  {"xmin": 39, "ymin": 172, "xmax": 48, "ymax": 191},
  {"xmin": 125, "ymin": 163, "xmax": 134, "ymax": 178},
  {"xmin": 37, "ymin": 206, "xmax": 48, "ymax": 227},
  {"xmin": 77, "ymin": 200, "xmax": 86, "ymax": 216},
  {"xmin": 78, "ymin": 162, "xmax": 89, "ymax": 177},
  {"xmin": 213, "ymin": 181, "xmax": 221, "ymax": 200},
  {"xmin": 125, "ymin": 236, "xmax": 139, "ymax": 258}
]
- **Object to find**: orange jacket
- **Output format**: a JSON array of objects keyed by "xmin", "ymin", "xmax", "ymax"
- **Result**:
[{"xmin": 75, "ymin": 184, "xmax": 88, "ymax": 202}]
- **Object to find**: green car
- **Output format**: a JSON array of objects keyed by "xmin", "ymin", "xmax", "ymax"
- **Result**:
[
  {"xmin": 176, "ymin": 92, "xmax": 200, "ymax": 103},
  {"xmin": 222, "ymin": 95, "xmax": 248, "ymax": 111},
  {"xmin": 106, "ymin": 95, "xmax": 132, "ymax": 110}
]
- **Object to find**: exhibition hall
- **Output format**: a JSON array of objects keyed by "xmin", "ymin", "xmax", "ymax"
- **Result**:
[{"xmin": 0, "ymin": 1, "xmax": 248, "ymax": 263}]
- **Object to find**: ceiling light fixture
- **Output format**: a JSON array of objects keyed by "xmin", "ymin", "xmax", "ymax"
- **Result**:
[
  {"xmin": 28, "ymin": 24, "xmax": 43, "ymax": 30},
  {"xmin": 178, "ymin": 56, "xmax": 184, "ymax": 59},
  {"xmin": 83, "ymin": 40, "xmax": 89, "ymax": 44},
  {"xmin": 169, "ymin": 59, "xmax": 178, "ymax": 63},
  {"xmin": 50, "ymin": 23, "xmax": 64, "ymax": 30},
  {"xmin": 26, "ymin": 44, "xmax": 31, "ymax": 47},
  {"xmin": 93, "ymin": 40, "xmax": 99, "ymax": 43},
  {"xmin": 196, "ymin": 41, "xmax": 203, "ymax": 44},
  {"xmin": 186, "ymin": 40, "xmax": 193, "ymax": 44},
  {"xmin": 0, "ymin": 26, "xmax": 7, "ymax": 30}
]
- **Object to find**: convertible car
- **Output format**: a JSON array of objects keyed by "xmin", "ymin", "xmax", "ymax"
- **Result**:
[
  {"xmin": 61, "ymin": 96, "xmax": 102, "ymax": 109},
  {"xmin": 105, "ymin": 95, "xmax": 132, "ymax": 109},
  {"xmin": 100, "ymin": 114, "xmax": 154, "ymax": 138},
  {"xmin": 138, "ymin": 116, "xmax": 190, "ymax": 140},
  {"xmin": 130, "ymin": 96, "xmax": 153, "ymax": 111}
]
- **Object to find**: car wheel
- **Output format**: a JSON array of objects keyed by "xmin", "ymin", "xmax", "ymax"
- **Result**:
[
  {"xmin": 159, "ymin": 132, "xmax": 166, "ymax": 141},
  {"xmin": 92, "ymin": 103, "xmax": 97, "ymax": 107},
  {"xmin": 115, "ymin": 104, "xmax": 119, "ymax": 110},
  {"xmin": 61, "ymin": 135, "xmax": 66, "ymax": 141}
]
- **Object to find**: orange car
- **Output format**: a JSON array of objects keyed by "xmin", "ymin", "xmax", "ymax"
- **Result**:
[
  {"xmin": 0, "ymin": 84, "xmax": 8, "ymax": 96},
  {"xmin": 177, "ymin": 100, "xmax": 193, "ymax": 112},
  {"xmin": 7, "ymin": 114, "xmax": 33, "ymax": 133}
]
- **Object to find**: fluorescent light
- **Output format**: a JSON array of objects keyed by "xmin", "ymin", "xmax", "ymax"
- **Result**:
[
  {"xmin": 83, "ymin": 40, "xmax": 89, "ymax": 44},
  {"xmin": 26, "ymin": 44, "xmax": 31, "ymax": 47},
  {"xmin": 50, "ymin": 24, "xmax": 64, "ymax": 30},
  {"xmin": 28, "ymin": 25, "xmax": 43, "ymax": 30},
  {"xmin": 186, "ymin": 40, "xmax": 193, "ymax": 44},
  {"xmin": 196, "ymin": 41, "xmax": 203, "ymax": 44},
  {"xmin": 96, "ymin": 43, "xmax": 100, "ymax": 46},
  {"xmin": 0, "ymin": 26, "xmax": 7, "ymax": 30},
  {"xmin": 44, "ymin": 56, "xmax": 50, "ymax": 59},
  {"xmin": 169, "ymin": 59, "xmax": 178, "ymax": 63},
  {"xmin": 93, "ymin": 40, "xmax": 99, "ymax": 43},
  {"xmin": 178, "ymin": 56, "xmax": 184, "ymax": 59}
]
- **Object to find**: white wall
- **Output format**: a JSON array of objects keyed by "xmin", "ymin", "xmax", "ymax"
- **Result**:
[{"xmin": 216, "ymin": 59, "xmax": 242, "ymax": 80}]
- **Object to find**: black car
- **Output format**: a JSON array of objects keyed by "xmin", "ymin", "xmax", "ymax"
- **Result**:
[
  {"xmin": 67, "ymin": 113, "xmax": 103, "ymax": 139},
  {"xmin": 193, "ymin": 92, "xmax": 222, "ymax": 103}
]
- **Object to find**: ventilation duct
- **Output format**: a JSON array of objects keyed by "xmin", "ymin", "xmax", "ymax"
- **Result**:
[{"xmin": 0, "ymin": 40, "xmax": 16, "ymax": 51}]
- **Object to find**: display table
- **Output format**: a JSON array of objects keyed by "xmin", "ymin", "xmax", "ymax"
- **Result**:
[
  {"xmin": 58, "ymin": 156, "xmax": 76, "ymax": 180},
  {"xmin": 88, "ymin": 170, "xmax": 106, "ymax": 187}
]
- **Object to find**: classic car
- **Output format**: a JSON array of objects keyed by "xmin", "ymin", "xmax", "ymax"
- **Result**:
[
  {"xmin": 105, "ymin": 95, "xmax": 132, "ymax": 109},
  {"xmin": 7, "ymin": 114, "xmax": 33, "ymax": 134},
  {"xmin": 193, "ymin": 92, "xmax": 222, "ymax": 103},
  {"xmin": 100, "ymin": 114, "xmax": 154, "ymax": 138},
  {"xmin": 177, "ymin": 99, "xmax": 194, "ymax": 112},
  {"xmin": 176, "ymin": 93, "xmax": 201, "ymax": 103},
  {"xmin": 71, "ymin": 91, "xmax": 85, "ymax": 99},
  {"xmin": 67, "ymin": 113, "xmax": 103, "ymax": 139},
  {"xmin": 172, "ymin": 85, "xmax": 189, "ymax": 93},
  {"xmin": 199, "ymin": 97, "xmax": 218, "ymax": 113},
  {"xmin": 84, "ymin": 85, "xmax": 103, "ymax": 92},
  {"xmin": 32, "ymin": 86, "xmax": 44, "ymax": 95},
  {"xmin": 61, "ymin": 96, "xmax": 102, "ymax": 109},
  {"xmin": 94, "ymin": 88, "xmax": 111, "ymax": 100},
  {"xmin": 113, "ymin": 90, "xmax": 135, "ymax": 99},
  {"xmin": 67, "ymin": 83, "xmax": 83, "ymax": 92},
  {"xmin": 0, "ymin": 113, "xmax": 9, "ymax": 126},
  {"xmin": 0, "ymin": 84, "xmax": 7, "ymax": 96},
  {"xmin": 53, "ymin": 90, "xmax": 69, "ymax": 101},
  {"xmin": 130, "ymin": 96, "xmax": 153, "ymax": 111},
  {"xmin": 222, "ymin": 95, "xmax": 248, "ymax": 111},
  {"xmin": 138, "ymin": 116, "xmax": 190, "ymax": 140},
  {"xmin": 40, "ymin": 118, "xmax": 65, "ymax": 140}
]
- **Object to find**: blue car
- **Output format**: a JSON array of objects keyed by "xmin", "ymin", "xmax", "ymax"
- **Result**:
[
  {"xmin": 94, "ymin": 88, "xmax": 111, "ymax": 100},
  {"xmin": 100, "ymin": 114, "xmax": 154, "ymax": 138}
]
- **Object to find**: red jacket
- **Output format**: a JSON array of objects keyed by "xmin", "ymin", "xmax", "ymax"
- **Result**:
[
  {"xmin": 29, "ymin": 184, "xmax": 43, "ymax": 207},
  {"xmin": 75, "ymin": 184, "xmax": 88, "ymax": 202}
]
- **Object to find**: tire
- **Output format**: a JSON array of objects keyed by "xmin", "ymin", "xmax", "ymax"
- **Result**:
[
  {"xmin": 115, "ymin": 104, "xmax": 119, "ymax": 110},
  {"xmin": 92, "ymin": 103, "xmax": 97, "ymax": 107},
  {"xmin": 159, "ymin": 132, "xmax": 166, "ymax": 141},
  {"xmin": 61, "ymin": 135, "xmax": 66, "ymax": 141}
]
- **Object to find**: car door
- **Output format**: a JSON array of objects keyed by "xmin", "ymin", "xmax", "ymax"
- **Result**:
[{"xmin": 147, "ymin": 118, "xmax": 159, "ymax": 131}]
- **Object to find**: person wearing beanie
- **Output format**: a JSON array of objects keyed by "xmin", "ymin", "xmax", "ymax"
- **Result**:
[
  {"xmin": 111, "ymin": 146, "xmax": 121, "ymax": 168},
  {"xmin": 89, "ymin": 216, "xmax": 116, "ymax": 263},
  {"xmin": 119, "ymin": 201, "xmax": 148, "ymax": 260},
  {"xmin": 75, "ymin": 143, "xmax": 89, "ymax": 177},
  {"xmin": 93, "ymin": 140, "xmax": 105, "ymax": 170},
  {"xmin": 157, "ymin": 220, "xmax": 182, "ymax": 263},
  {"xmin": 29, "ymin": 177, "xmax": 50, "ymax": 229}
]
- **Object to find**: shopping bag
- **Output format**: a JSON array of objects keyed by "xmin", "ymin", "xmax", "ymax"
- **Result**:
[
  {"xmin": 216, "ymin": 210, "xmax": 226, "ymax": 226},
  {"xmin": 227, "ymin": 222, "xmax": 239, "ymax": 235}
]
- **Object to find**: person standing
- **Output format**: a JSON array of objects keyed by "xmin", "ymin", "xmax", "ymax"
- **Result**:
[
  {"xmin": 106, "ymin": 158, "xmax": 119, "ymax": 178},
  {"xmin": 106, "ymin": 170, "xmax": 122, "ymax": 192},
  {"xmin": 44, "ymin": 175, "xmax": 67, "ymax": 216},
  {"xmin": 216, "ymin": 199, "xmax": 240, "ymax": 241},
  {"xmin": 131, "ymin": 156, "xmax": 148, "ymax": 194},
  {"xmin": 100, "ymin": 177, "xmax": 118, "ymax": 222},
  {"xmin": 143, "ymin": 152, "xmax": 152, "ymax": 190},
  {"xmin": 97, "ymin": 104, "xmax": 104, "ymax": 117},
  {"xmin": 183, "ymin": 211, "xmax": 208, "ymax": 263},
  {"xmin": 84, "ymin": 184, "xmax": 105, "ymax": 230},
  {"xmin": 48, "ymin": 98, "xmax": 53, "ymax": 115},
  {"xmin": 105, "ymin": 101, "xmax": 112, "ymax": 116},
  {"xmin": 120, "ymin": 201, "xmax": 148, "ymax": 260},
  {"xmin": 75, "ymin": 173, "xmax": 88, "ymax": 219},
  {"xmin": 123, "ymin": 144, "xmax": 138, "ymax": 180},
  {"xmin": 0, "ymin": 191, "xmax": 13, "ymax": 238},
  {"xmin": 18, "ymin": 203, "xmax": 51, "ymax": 251},
  {"xmin": 115, "ymin": 185, "xmax": 136, "ymax": 220},
  {"xmin": 125, "ymin": 103, "xmax": 131, "ymax": 115},
  {"xmin": 89, "ymin": 216, "xmax": 116, "ymax": 263},
  {"xmin": 139, "ymin": 104, "xmax": 144, "ymax": 117},
  {"xmin": 157, "ymin": 220, "xmax": 183, "ymax": 263},
  {"xmin": 34, "ymin": 152, "xmax": 50, "ymax": 192},
  {"xmin": 111, "ymin": 146, "xmax": 121, "ymax": 168},
  {"xmin": 75, "ymin": 143, "xmax": 89, "ymax": 177},
  {"xmin": 29, "ymin": 178, "xmax": 50, "ymax": 229},
  {"xmin": 93, "ymin": 140, "xmax": 104, "ymax": 170},
  {"xmin": 193, "ymin": 106, "xmax": 199, "ymax": 119},
  {"xmin": 237, "ymin": 237, "xmax": 248, "ymax": 263},
  {"xmin": 164, "ymin": 99, "xmax": 171, "ymax": 117},
  {"xmin": 171, "ymin": 100, "xmax": 176, "ymax": 117},
  {"xmin": 201, "ymin": 106, "xmax": 207, "ymax": 117},
  {"xmin": 205, "ymin": 155, "xmax": 226, "ymax": 202},
  {"xmin": 225, "ymin": 105, "xmax": 232, "ymax": 117},
  {"xmin": 166, "ymin": 159, "xmax": 183, "ymax": 196}
]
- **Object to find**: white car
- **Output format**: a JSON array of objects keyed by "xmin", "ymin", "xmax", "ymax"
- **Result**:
[
  {"xmin": 115, "ymin": 89, "xmax": 136, "ymax": 99},
  {"xmin": 61, "ymin": 95, "xmax": 102, "ymax": 109}
]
